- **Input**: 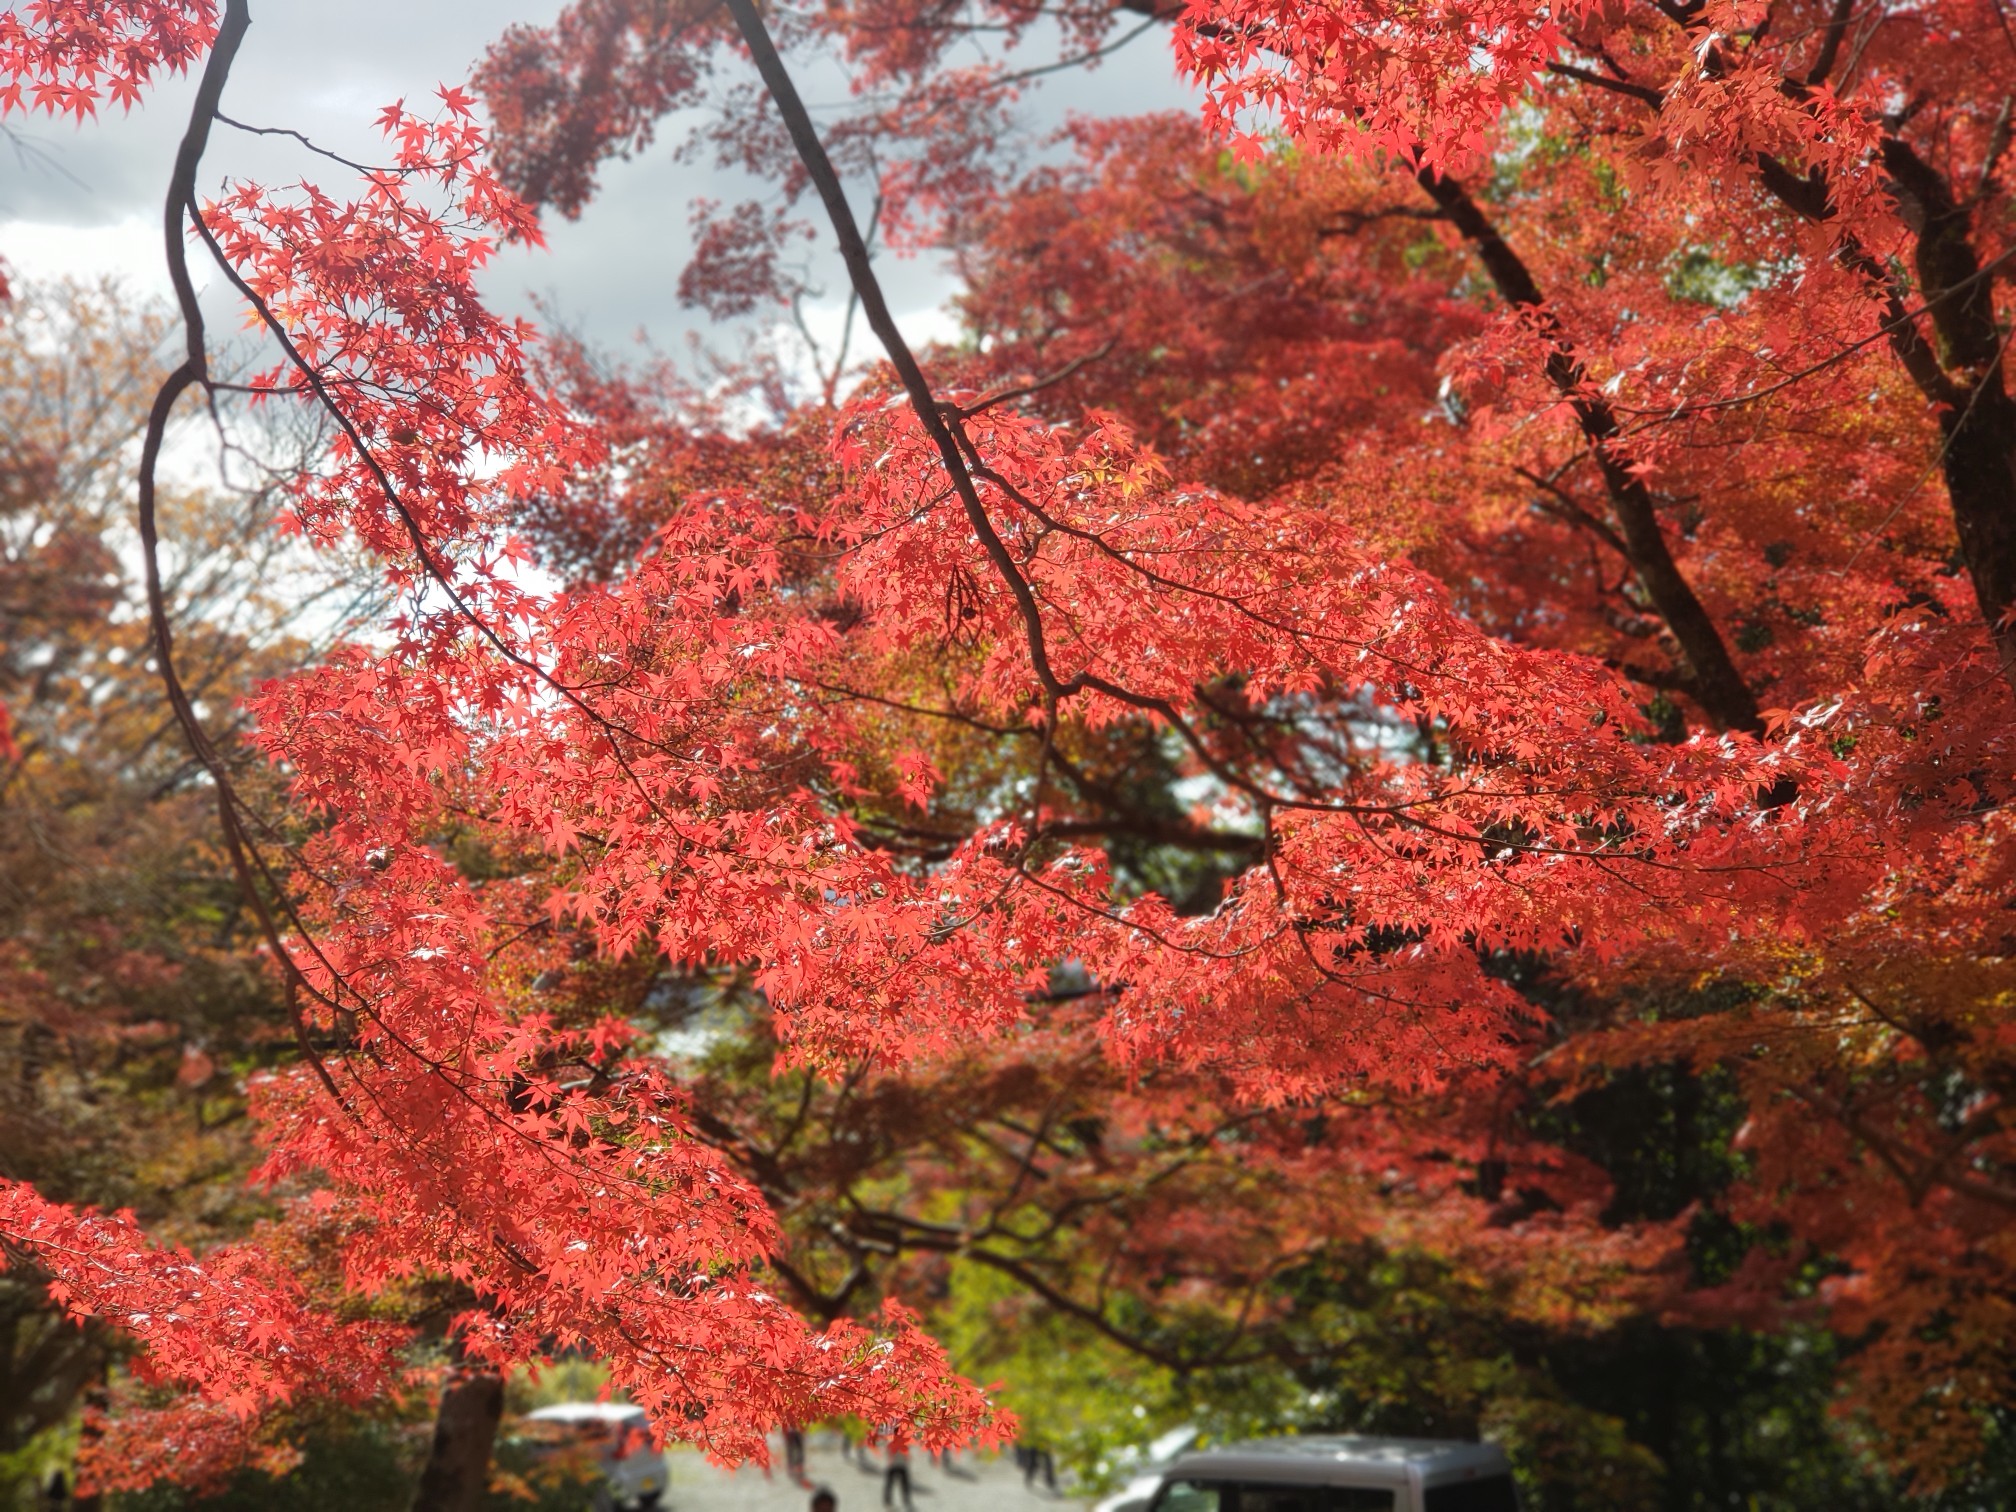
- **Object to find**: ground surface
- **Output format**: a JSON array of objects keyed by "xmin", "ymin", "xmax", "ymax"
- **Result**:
[{"xmin": 659, "ymin": 1437, "xmax": 1088, "ymax": 1512}]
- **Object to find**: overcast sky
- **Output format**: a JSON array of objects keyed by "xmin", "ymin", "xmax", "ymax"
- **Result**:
[{"xmin": 1, "ymin": 1, "xmax": 1196, "ymax": 373}]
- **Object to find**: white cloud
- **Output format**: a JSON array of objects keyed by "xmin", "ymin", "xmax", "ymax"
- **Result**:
[{"xmin": 0, "ymin": 216, "xmax": 175, "ymax": 296}]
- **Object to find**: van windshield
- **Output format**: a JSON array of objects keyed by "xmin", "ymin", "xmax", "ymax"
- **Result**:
[
  {"xmin": 1153, "ymin": 1481, "xmax": 1394, "ymax": 1511},
  {"xmin": 1423, "ymin": 1473, "xmax": 1519, "ymax": 1511}
]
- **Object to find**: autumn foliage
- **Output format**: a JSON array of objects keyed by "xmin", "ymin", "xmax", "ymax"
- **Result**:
[{"xmin": 3, "ymin": 0, "xmax": 2016, "ymax": 1501}]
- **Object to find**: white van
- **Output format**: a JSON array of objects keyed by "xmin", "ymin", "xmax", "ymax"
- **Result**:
[
  {"xmin": 1094, "ymin": 1425, "xmax": 1205, "ymax": 1512},
  {"xmin": 1146, "ymin": 1435, "xmax": 1519, "ymax": 1512},
  {"xmin": 520, "ymin": 1403, "xmax": 666, "ymax": 1510}
]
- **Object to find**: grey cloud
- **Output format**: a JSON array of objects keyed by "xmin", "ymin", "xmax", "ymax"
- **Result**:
[{"xmin": 2, "ymin": 0, "xmax": 1194, "ymax": 362}]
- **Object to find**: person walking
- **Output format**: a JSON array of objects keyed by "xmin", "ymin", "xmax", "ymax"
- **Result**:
[
  {"xmin": 1021, "ymin": 1442, "xmax": 1058, "ymax": 1495},
  {"xmin": 784, "ymin": 1426, "xmax": 808, "ymax": 1484},
  {"xmin": 844, "ymin": 1425, "xmax": 875, "ymax": 1472},
  {"xmin": 882, "ymin": 1443, "xmax": 914, "ymax": 1510}
]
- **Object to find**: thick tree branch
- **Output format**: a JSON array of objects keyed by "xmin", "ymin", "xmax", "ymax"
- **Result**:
[
  {"xmin": 1545, "ymin": 60, "xmax": 1664, "ymax": 106},
  {"xmin": 725, "ymin": 0, "xmax": 1077, "ymax": 704},
  {"xmin": 135, "ymin": 0, "xmax": 357, "ymax": 1113},
  {"xmin": 1416, "ymin": 170, "xmax": 1764, "ymax": 733},
  {"xmin": 1635, "ymin": 3, "xmax": 2016, "ymax": 690},
  {"xmin": 1804, "ymin": 0, "xmax": 1859, "ymax": 85},
  {"xmin": 1876, "ymin": 138, "xmax": 2016, "ymax": 681},
  {"xmin": 1755, "ymin": 137, "xmax": 2016, "ymax": 684}
]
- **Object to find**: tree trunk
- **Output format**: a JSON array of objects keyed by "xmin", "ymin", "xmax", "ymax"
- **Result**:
[
  {"xmin": 410, "ymin": 1365, "xmax": 504, "ymax": 1512},
  {"xmin": 1936, "ymin": 387, "xmax": 2016, "ymax": 685}
]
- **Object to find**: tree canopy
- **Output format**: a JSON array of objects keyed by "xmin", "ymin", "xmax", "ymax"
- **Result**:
[{"xmin": 3, "ymin": 0, "xmax": 2015, "ymax": 1505}]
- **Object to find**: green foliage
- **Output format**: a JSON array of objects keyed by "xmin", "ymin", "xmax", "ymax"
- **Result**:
[
  {"xmin": 507, "ymin": 1356, "xmax": 616, "ymax": 1415},
  {"xmin": 1480, "ymin": 1393, "xmax": 1661, "ymax": 1512},
  {"xmin": 939, "ymin": 1241, "xmax": 1668, "ymax": 1504},
  {"xmin": 1540, "ymin": 1325, "xmax": 1896, "ymax": 1512},
  {"xmin": 0, "ymin": 1420, "xmax": 75, "ymax": 1512},
  {"xmin": 937, "ymin": 1259, "xmax": 1169, "ymax": 1473},
  {"xmin": 106, "ymin": 1418, "xmax": 419, "ymax": 1512},
  {"xmin": 935, "ymin": 1258, "xmax": 1298, "ymax": 1490},
  {"xmin": 1663, "ymin": 249, "xmax": 1774, "ymax": 308}
]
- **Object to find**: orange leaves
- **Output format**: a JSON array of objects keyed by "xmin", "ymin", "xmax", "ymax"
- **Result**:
[
  {"xmin": 892, "ymin": 749, "xmax": 941, "ymax": 809},
  {"xmin": 16, "ymin": 0, "xmax": 2016, "ymax": 1483},
  {"xmin": 1175, "ymin": 0, "xmax": 1593, "ymax": 172},
  {"xmin": 78, "ymin": 1394, "xmax": 308, "ymax": 1497},
  {"xmin": 474, "ymin": 0, "xmax": 726, "ymax": 220}
]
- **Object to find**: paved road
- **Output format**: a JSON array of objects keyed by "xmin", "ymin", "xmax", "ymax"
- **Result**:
[{"xmin": 660, "ymin": 1436, "xmax": 1087, "ymax": 1512}]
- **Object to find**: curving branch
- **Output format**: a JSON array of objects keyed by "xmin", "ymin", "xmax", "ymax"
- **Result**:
[{"xmin": 133, "ymin": 0, "xmax": 353, "ymax": 1109}]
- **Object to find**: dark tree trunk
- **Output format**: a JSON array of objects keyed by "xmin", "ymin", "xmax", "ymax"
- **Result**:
[
  {"xmin": 410, "ymin": 1366, "xmax": 504, "ymax": 1512},
  {"xmin": 1937, "ymin": 390, "xmax": 2016, "ymax": 685}
]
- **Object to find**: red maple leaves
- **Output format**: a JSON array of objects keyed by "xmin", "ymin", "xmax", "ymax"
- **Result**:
[
  {"xmin": 6, "ymin": 0, "xmax": 2016, "ymax": 1489},
  {"xmin": 0, "ymin": 0, "xmax": 217, "ymax": 118},
  {"xmin": 0, "ymin": 1185, "xmax": 405, "ymax": 1420}
]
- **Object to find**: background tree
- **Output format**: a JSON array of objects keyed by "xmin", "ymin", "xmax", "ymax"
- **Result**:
[{"xmin": 0, "ymin": 274, "xmax": 379, "ymax": 1504}]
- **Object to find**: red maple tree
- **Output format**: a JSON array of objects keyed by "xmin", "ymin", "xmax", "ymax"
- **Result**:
[{"xmin": 3, "ymin": 0, "xmax": 2014, "ymax": 1498}]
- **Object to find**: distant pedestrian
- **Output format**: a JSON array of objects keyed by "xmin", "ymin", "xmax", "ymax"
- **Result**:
[
  {"xmin": 785, "ymin": 1426, "xmax": 808, "ymax": 1483},
  {"xmin": 1021, "ymin": 1443, "xmax": 1058, "ymax": 1494},
  {"xmin": 812, "ymin": 1488, "xmax": 838, "ymax": 1512},
  {"xmin": 882, "ymin": 1444, "xmax": 914, "ymax": 1510}
]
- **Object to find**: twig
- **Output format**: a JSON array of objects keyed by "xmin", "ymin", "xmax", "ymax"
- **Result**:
[{"xmin": 953, "ymin": 340, "xmax": 1116, "ymax": 418}]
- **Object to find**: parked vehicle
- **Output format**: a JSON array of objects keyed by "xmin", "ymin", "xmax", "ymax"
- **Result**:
[
  {"xmin": 517, "ymin": 1402, "xmax": 666, "ymax": 1510},
  {"xmin": 1145, "ymin": 1435, "xmax": 1518, "ymax": 1512},
  {"xmin": 1093, "ymin": 1425, "xmax": 1204, "ymax": 1512}
]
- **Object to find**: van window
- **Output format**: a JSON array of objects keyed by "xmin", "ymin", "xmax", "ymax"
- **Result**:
[
  {"xmin": 1153, "ymin": 1480, "xmax": 1394, "ymax": 1511},
  {"xmin": 1423, "ymin": 1473, "xmax": 1519, "ymax": 1511}
]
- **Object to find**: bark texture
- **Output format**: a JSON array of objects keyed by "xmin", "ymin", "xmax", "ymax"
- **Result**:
[{"xmin": 410, "ymin": 1367, "xmax": 504, "ymax": 1512}]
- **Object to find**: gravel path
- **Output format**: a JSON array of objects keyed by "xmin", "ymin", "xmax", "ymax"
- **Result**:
[{"xmin": 659, "ymin": 1436, "xmax": 1088, "ymax": 1512}]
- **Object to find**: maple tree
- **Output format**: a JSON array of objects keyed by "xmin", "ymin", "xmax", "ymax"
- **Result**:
[
  {"xmin": 480, "ymin": 0, "xmax": 2016, "ymax": 1483},
  {"xmin": 2, "ymin": 0, "xmax": 2016, "ymax": 1505}
]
